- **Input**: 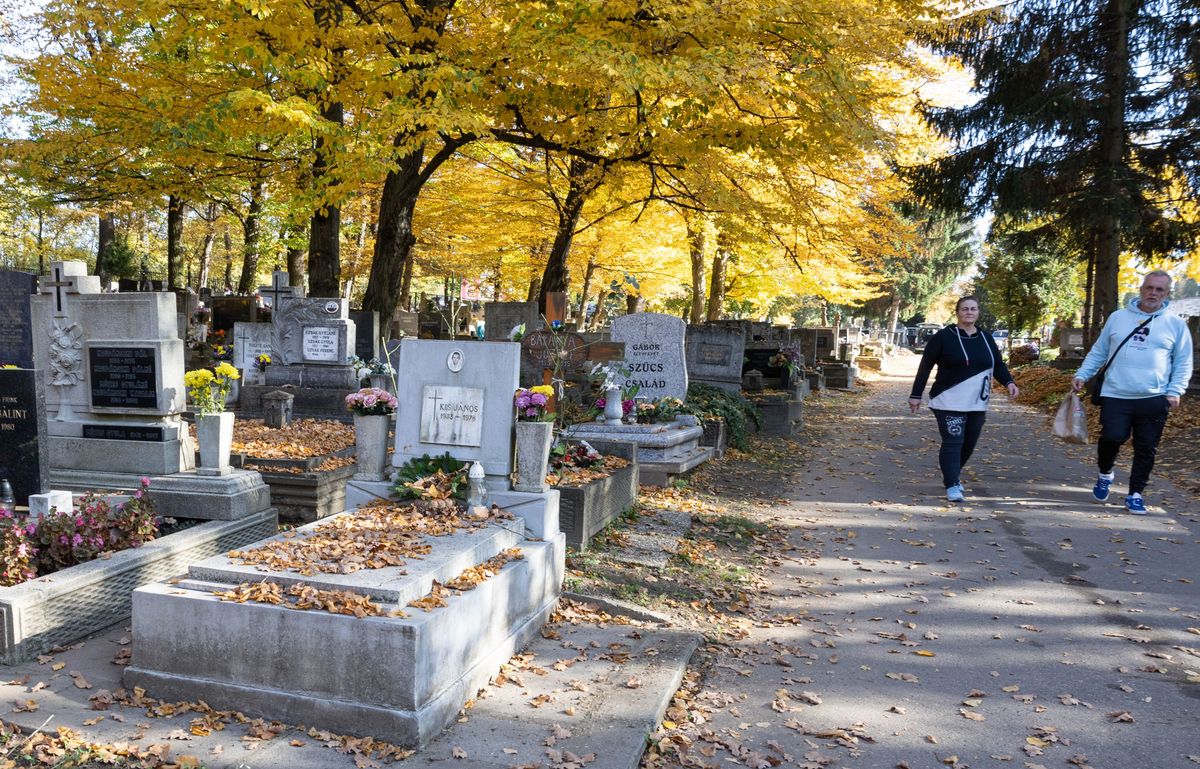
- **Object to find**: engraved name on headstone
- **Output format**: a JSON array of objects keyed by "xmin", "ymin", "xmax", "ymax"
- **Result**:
[
  {"xmin": 88, "ymin": 346, "xmax": 160, "ymax": 410},
  {"xmin": 419, "ymin": 385, "xmax": 485, "ymax": 447},
  {"xmin": 302, "ymin": 326, "xmax": 340, "ymax": 362}
]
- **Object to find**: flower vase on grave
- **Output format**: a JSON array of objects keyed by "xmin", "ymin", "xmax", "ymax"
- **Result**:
[
  {"xmin": 196, "ymin": 412, "xmax": 234, "ymax": 473},
  {"xmin": 779, "ymin": 367, "xmax": 791, "ymax": 391},
  {"xmin": 603, "ymin": 386, "xmax": 624, "ymax": 426},
  {"xmin": 353, "ymin": 413, "xmax": 392, "ymax": 481},
  {"xmin": 513, "ymin": 421, "xmax": 554, "ymax": 493}
]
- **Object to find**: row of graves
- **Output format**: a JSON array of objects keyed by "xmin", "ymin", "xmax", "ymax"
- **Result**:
[{"xmin": 0, "ymin": 261, "xmax": 571, "ymax": 748}]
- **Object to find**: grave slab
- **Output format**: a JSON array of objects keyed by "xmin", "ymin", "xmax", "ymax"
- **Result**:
[{"xmin": 124, "ymin": 526, "xmax": 564, "ymax": 747}]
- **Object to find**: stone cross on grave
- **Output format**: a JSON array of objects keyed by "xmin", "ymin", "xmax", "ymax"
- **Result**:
[
  {"xmin": 40, "ymin": 263, "xmax": 79, "ymax": 318},
  {"xmin": 259, "ymin": 270, "xmax": 301, "ymax": 314}
]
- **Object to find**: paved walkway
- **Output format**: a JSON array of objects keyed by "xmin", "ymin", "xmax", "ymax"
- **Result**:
[
  {"xmin": 652, "ymin": 357, "xmax": 1200, "ymax": 769},
  {"xmin": 5, "ymin": 358, "xmax": 1199, "ymax": 768}
]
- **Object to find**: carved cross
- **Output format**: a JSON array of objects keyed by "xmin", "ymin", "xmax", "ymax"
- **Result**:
[
  {"xmin": 40, "ymin": 264, "xmax": 78, "ymax": 318},
  {"xmin": 259, "ymin": 271, "xmax": 297, "ymax": 316}
]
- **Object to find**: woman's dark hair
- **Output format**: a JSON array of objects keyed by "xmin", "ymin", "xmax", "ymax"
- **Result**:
[{"xmin": 955, "ymin": 295, "xmax": 980, "ymax": 312}]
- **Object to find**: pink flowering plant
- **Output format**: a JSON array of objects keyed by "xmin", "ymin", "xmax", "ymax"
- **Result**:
[
  {"xmin": 514, "ymin": 385, "xmax": 555, "ymax": 422},
  {"xmin": 0, "ymin": 477, "xmax": 160, "ymax": 586},
  {"xmin": 345, "ymin": 386, "xmax": 398, "ymax": 416}
]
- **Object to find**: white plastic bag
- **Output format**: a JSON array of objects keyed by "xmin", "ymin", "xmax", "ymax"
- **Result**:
[{"xmin": 1052, "ymin": 393, "xmax": 1089, "ymax": 444}]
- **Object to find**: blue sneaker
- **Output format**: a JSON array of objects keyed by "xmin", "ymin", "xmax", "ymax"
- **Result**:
[
  {"xmin": 1092, "ymin": 474, "xmax": 1113, "ymax": 502},
  {"xmin": 1125, "ymin": 493, "xmax": 1147, "ymax": 515},
  {"xmin": 946, "ymin": 484, "xmax": 965, "ymax": 502}
]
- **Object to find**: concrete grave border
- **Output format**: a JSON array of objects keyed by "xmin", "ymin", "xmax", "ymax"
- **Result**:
[{"xmin": 0, "ymin": 508, "xmax": 277, "ymax": 664}]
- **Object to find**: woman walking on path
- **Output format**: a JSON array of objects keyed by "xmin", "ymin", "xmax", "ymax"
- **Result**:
[{"xmin": 908, "ymin": 296, "xmax": 1019, "ymax": 501}]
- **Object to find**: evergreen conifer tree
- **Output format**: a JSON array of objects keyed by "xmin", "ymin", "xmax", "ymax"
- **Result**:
[{"xmin": 906, "ymin": 0, "xmax": 1199, "ymax": 337}]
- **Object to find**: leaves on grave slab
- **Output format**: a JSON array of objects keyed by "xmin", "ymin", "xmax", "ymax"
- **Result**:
[
  {"xmin": 227, "ymin": 499, "xmax": 502, "ymax": 575},
  {"xmin": 230, "ymin": 418, "xmax": 356, "ymax": 458},
  {"xmin": 214, "ymin": 580, "xmax": 392, "ymax": 618},
  {"xmin": 445, "ymin": 549, "xmax": 525, "ymax": 591},
  {"xmin": 69, "ymin": 671, "xmax": 92, "ymax": 689}
]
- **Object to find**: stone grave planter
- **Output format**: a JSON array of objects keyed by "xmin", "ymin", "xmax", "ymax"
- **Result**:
[
  {"xmin": 353, "ymin": 413, "xmax": 392, "ymax": 482},
  {"xmin": 196, "ymin": 412, "xmax": 234, "ymax": 471},
  {"xmin": 0, "ymin": 508, "xmax": 277, "ymax": 665},
  {"xmin": 699, "ymin": 417, "xmax": 728, "ymax": 459},
  {"xmin": 514, "ymin": 421, "xmax": 554, "ymax": 493},
  {"xmin": 230, "ymin": 449, "xmax": 358, "ymax": 523},
  {"xmin": 752, "ymin": 392, "xmax": 802, "ymax": 436},
  {"xmin": 555, "ymin": 441, "xmax": 639, "ymax": 551}
]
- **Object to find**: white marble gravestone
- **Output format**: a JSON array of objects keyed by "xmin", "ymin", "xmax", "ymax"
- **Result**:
[
  {"xmin": 31, "ymin": 260, "xmax": 190, "ymax": 475},
  {"xmin": 393, "ymin": 339, "xmax": 519, "ymax": 485},
  {"xmin": 232, "ymin": 322, "xmax": 273, "ymax": 371},
  {"xmin": 611, "ymin": 312, "xmax": 688, "ymax": 401}
]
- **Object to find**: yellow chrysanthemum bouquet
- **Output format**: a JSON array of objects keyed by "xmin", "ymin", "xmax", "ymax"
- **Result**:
[{"xmin": 184, "ymin": 362, "xmax": 241, "ymax": 415}]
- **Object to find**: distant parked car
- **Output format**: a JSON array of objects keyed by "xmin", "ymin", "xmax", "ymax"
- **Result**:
[
  {"xmin": 991, "ymin": 329, "xmax": 1009, "ymax": 340},
  {"xmin": 912, "ymin": 323, "xmax": 942, "ymax": 350}
]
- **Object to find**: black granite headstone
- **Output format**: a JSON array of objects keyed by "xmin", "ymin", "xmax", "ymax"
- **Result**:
[
  {"xmin": 210, "ymin": 296, "xmax": 259, "ymax": 335},
  {"xmin": 0, "ymin": 270, "xmax": 37, "ymax": 369},
  {"xmin": 0, "ymin": 368, "xmax": 48, "ymax": 507},
  {"xmin": 88, "ymin": 347, "xmax": 159, "ymax": 409},
  {"xmin": 349, "ymin": 310, "xmax": 380, "ymax": 362}
]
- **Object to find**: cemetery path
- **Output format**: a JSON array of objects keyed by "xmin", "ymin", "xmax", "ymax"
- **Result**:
[{"xmin": 640, "ymin": 356, "xmax": 1200, "ymax": 769}]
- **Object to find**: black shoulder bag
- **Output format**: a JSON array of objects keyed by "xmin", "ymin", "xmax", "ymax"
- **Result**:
[{"xmin": 1089, "ymin": 316, "xmax": 1152, "ymax": 406}]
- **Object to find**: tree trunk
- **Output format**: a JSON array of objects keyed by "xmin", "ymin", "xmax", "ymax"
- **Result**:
[
  {"xmin": 577, "ymin": 255, "xmax": 596, "ymax": 324},
  {"xmin": 686, "ymin": 216, "xmax": 706, "ymax": 324},
  {"xmin": 1090, "ymin": 0, "xmax": 1130, "ymax": 338},
  {"xmin": 590, "ymin": 288, "xmax": 609, "ymax": 331},
  {"xmin": 308, "ymin": 99, "xmax": 344, "ymax": 297},
  {"xmin": 538, "ymin": 157, "xmax": 595, "ymax": 314},
  {"xmin": 705, "ymin": 234, "xmax": 730, "ymax": 321},
  {"xmin": 362, "ymin": 146, "xmax": 423, "ymax": 323},
  {"xmin": 887, "ymin": 292, "xmax": 902, "ymax": 333},
  {"xmin": 36, "ymin": 210, "xmax": 45, "ymax": 276},
  {"xmin": 400, "ymin": 250, "xmax": 414, "ymax": 309},
  {"xmin": 237, "ymin": 180, "xmax": 265, "ymax": 294},
  {"xmin": 196, "ymin": 202, "xmax": 217, "ymax": 292},
  {"xmin": 96, "ymin": 213, "xmax": 116, "ymax": 288},
  {"xmin": 166, "ymin": 195, "xmax": 184, "ymax": 290},
  {"xmin": 626, "ymin": 294, "xmax": 644, "ymax": 314},
  {"xmin": 222, "ymin": 226, "xmax": 232, "ymax": 292}
]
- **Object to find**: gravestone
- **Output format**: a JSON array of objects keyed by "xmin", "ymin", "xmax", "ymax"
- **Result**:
[
  {"xmin": 392, "ymin": 309, "xmax": 419, "ymax": 338},
  {"xmin": 485, "ymin": 302, "xmax": 540, "ymax": 341},
  {"xmin": 239, "ymin": 280, "xmax": 358, "ymax": 420},
  {"xmin": 349, "ymin": 310, "xmax": 380, "ymax": 363},
  {"xmin": 31, "ymin": 261, "xmax": 191, "ymax": 476},
  {"xmin": 209, "ymin": 295, "xmax": 259, "ymax": 336},
  {"xmin": 0, "ymin": 270, "xmax": 37, "ymax": 369},
  {"xmin": 0, "ymin": 367, "xmax": 49, "ymax": 507},
  {"xmin": 231, "ymin": 322, "xmax": 274, "ymax": 371},
  {"xmin": 392, "ymin": 339, "xmax": 520, "ymax": 486},
  {"xmin": 685, "ymin": 324, "xmax": 745, "ymax": 393},
  {"xmin": 610, "ymin": 313, "xmax": 688, "ymax": 401},
  {"xmin": 418, "ymin": 311, "xmax": 446, "ymax": 339},
  {"xmin": 1060, "ymin": 327, "xmax": 1087, "ymax": 357}
]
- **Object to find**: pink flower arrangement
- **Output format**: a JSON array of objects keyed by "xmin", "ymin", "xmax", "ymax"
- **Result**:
[
  {"xmin": 345, "ymin": 386, "xmax": 398, "ymax": 416},
  {"xmin": 514, "ymin": 385, "xmax": 555, "ymax": 422}
]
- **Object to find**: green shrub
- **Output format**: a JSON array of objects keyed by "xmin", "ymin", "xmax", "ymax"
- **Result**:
[
  {"xmin": 685, "ymin": 383, "xmax": 762, "ymax": 450},
  {"xmin": 391, "ymin": 452, "xmax": 469, "ymax": 500}
]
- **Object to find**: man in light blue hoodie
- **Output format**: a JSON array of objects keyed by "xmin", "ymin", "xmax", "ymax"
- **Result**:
[{"xmin": 1071, "ymin": 271, "xmax": 1194, "ymax": 514}]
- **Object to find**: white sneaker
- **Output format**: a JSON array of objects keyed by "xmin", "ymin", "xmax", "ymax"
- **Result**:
[{"xmin": 946, "ymin": 484, "xmax": 965, "ymax": 502}]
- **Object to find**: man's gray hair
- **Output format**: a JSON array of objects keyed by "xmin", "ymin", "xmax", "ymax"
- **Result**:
[{"xmin": 1143, "ymin": 269, "xmax": 1172, "ymax": 289}]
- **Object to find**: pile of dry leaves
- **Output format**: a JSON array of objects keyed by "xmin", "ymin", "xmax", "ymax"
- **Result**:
[
  {"xmin": 227, "ymin": 499, "xmax": 499, "ymax": 576},
  {"xmin": 228, "ymin": 418, "xmax": 356, "ymax": 458}
]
